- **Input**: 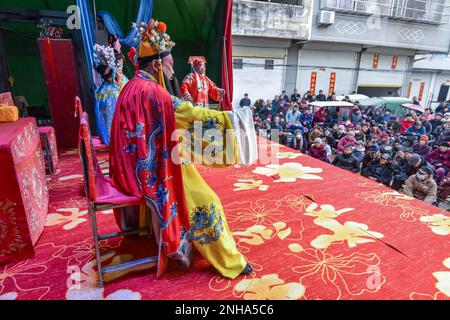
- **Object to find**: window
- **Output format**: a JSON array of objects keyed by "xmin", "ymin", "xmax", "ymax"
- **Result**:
[
  {"xmin": 265, "ymin": 59, "xmax": 274, "ymax": 70},
  {"xmin": 233, "ymin": 58, "xmax": 243, "ymax": 69},
  {"xmin": 320, "ymin": 0, "xmax": 450, "ymax": 24}
]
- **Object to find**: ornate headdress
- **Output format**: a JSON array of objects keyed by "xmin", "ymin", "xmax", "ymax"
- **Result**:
[
  {"xmin": 131, "ymin": 19, "xmax": 175, "ymax": 60},
  {"xmin": 93, "ymin": 44, "xmax": 123, "ymax": 79},
  {"xmin": 128, "ymin": 19, "xmax": 175, "ymax": 87}
]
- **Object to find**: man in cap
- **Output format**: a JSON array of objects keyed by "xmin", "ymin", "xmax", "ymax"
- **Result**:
[
  {"xmin": 181, "ymin": 56, "xmax": 225, "ymax": 108},
  {"xmin": 362, "ymin": 153, "xmax": 395, "ymax": 186},
  {"xmin": 403, "ymin": 166, "xmax": 437, "ymax": 204},
  {"xmin": 361, "ymin": 144, "xmax": 380, "ymax": 172}
]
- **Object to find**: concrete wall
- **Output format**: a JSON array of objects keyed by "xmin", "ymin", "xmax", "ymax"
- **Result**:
[
  {"xmin": 232, "ymin": 56, "xmax": 286, "ymax": 106},
  {"xmin": 297, "ymin": 48, "xmax": 356, "ymax": 95},
  {"xmin": 311, "ymin": 0, "xmax": 450, "ymax": 52},
  {"xmin": 232, "ymin": 0, "xmax": 313, "ymax": 40}
]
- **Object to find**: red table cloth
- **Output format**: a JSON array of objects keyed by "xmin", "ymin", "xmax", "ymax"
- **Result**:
[{"xmin": 0, "ymin": 118, "xmax": 49, "ymax": 265}]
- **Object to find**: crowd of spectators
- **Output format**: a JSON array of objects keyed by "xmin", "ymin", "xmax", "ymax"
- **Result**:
[{"xmin": 240, "ymin": 90, "xmax": 450, "ymax": 206}]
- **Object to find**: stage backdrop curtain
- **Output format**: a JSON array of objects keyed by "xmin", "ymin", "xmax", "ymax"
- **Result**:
[
  {"xmin": 98, "ymin": 0, "xmax": 153, "ymax": 48},
  {"xmin": 76, "ymin": 0, "xmax": 96, "ymax": 84},
  {"xmin": 221, "ymin": 0, "xmax": 233, "ymax": 110}
]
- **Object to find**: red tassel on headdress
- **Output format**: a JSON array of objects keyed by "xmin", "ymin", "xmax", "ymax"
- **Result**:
[{"xmin": 127, "ymin": 47, "xmax": 139, "ymax": 73}]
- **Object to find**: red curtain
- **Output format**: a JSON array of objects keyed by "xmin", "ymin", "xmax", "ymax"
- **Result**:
[
  {"xmin": 38, "ymin": 39, "xmax": 80, "ymax": 148},
  {"xmin": 221, "ymin": 0, "xmax": 233, "ymax": 110}
]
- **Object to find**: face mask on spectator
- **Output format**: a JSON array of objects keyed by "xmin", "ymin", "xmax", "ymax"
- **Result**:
[{"xmin": 416, "ymin": 173, "xmax": 426, "ymax": 181}]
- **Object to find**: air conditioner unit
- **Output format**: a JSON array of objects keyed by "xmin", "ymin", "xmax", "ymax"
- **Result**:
[{"xmin": 318, "ymin": 10, "xmax": 335, "ymax": 26}]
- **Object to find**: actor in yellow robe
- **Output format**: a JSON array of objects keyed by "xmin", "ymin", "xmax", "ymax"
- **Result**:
[{"xmin": 110, "ymin": 19, "xmax": 257, "ymax": 279}]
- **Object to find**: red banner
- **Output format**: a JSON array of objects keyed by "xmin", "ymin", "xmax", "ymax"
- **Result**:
[
  {"xmin": 406, "ymin": 82, "xmax": 412, "ymax": 98},
  {"xmin": 418, "ymin": 82, "xmax": 425, "ymax": 101},
  {"xmin": 310, "ymin": 72, "xmax": 317, "ymax": 95},
  {"xmin": 373, "ymin": 54, "xmax": 379, "ymax": 69},
  {"xmin": 328, "ymin": 72, "xmax": 336, "ymax": 97},
  {"xmin": 391, "ymin": 55, "xmax": 398, "ymax": 70}
]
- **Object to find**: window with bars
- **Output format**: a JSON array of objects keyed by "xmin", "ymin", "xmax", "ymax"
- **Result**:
[
  {"xmin": 265, "ymin": 59, "xmax": 274, "ymax": 70},
  {"xmin": 320, "ymin": 0, "xmax": 450, "ymax": 24},
  {"xmin": 233, "ymin": 58, "xmax": 243, "ymax": 69}
]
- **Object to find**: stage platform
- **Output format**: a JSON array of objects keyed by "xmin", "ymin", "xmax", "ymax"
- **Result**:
[{"xmin": 1, "ymin": 141, "xmax": 449, "ymax": 300}]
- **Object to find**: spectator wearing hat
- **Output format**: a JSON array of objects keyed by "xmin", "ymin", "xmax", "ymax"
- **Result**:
[
  {"xmin": 309, "ymin": 138, "xmax": 328, "ymax": 163},
  {"xmin": 350, "ymin": 106, "xmax": 364, "ymax": 125},
  {"xmin": 406, "ymin": 121, "xmax": 426, "ymax": 138},
  {"xmin": 337, "ymin": 131, "xmax": 357, "ymax": 154},
  {"xmin": 377, "ymin": 133, "xmax": 391, "ymax": 147},
  {"xmin": 361, "ymin": 144, "xmax": 381, "ymax": 172},
  {"xmin": 434, "ymin": 121, "xmax": 450, "ymax": 146},
  {"xmin": 445, "ymin": 112, "xmax": 450, "ymax": 122},
  {"xmin": 426, "ymin": 142, "xmax": 450, "ymax": 184},
  {"xmin": 403, "ymin": 166, "xmax": 437, "ymax": 204},
  {"xmin": 391, "ymin": 153, "xmax": 427, "ymax": 191},
  {"xmin": 412, "ymin": 135, "xmax": 431, "ymax": 159},
  {"xmin": 362, "ymin": 153, "xmax": 396, "ymax": 186},
  {"xmin": 400, "ymin": 114, "xmax": 415, "ymax": 135},
  {"xmin": 332, "ymin": 144, "xmax": 361, "ymax": 173},
  {"xmin": 353, "ymin": 141, "xmax": 366, "ymax": 163},
  {"xmin": 333, "ymin": 124, "xmax": 347, "ymax": 141}
]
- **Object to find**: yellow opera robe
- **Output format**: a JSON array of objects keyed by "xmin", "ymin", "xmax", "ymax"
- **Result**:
[{"xmin": 173, "ymin": 98, "xmax": 257, "ymax": 279}]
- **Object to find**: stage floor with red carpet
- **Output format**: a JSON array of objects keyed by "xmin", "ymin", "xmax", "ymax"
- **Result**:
[{"xmin": 1, "ymin": 141, "xmax": 449, "ymax": 300}]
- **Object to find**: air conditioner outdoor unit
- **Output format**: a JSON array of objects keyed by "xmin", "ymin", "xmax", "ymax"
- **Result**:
[{"xmin": 318, "ymin": 10, "xmax": 335, "ymax": 26}]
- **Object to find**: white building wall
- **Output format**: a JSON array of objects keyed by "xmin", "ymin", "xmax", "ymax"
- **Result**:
[
  {"xmin": 409, "ymin": 72, "xmax": 433, "ymax": 105},
  {"xmin": 296, "ymin": 49, "xmax": 356, "ymax": 96},
  {"xmin": 358, "ymin": 53, "xmax": 408, "ymax": 87},
  {"xmin": 232, "ymin": 56, "xmax": 285, "ymax": 106}
]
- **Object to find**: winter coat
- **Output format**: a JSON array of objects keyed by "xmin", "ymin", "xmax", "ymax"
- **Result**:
[
  {"xmin": 403, "ymin": 175, "xmax": 437, "ymax": 204},
  {"xmin": 362, "ymin": 159, "xmax": 396, "ymax": 186},
  {"xmin": 405, "ymin": 125, "xmax": 426, "ymax": 137},
  {"xmin": 412, "ymin": 143, "xmax": 431, "ymax": 159},
  {"xmin": 426, "ymin": 149, "xmax": 450, "ymax": 168},
  {"xmin": 332, "ymin": 153, "xmax": 360, "ymax": 173},
  {"xmin": 337, "ymin": 136, "xmax": 357, "ymax": 154},
  {"xmin": 309, "ymin": 144, "xmax": 328, "ymax": 162}
]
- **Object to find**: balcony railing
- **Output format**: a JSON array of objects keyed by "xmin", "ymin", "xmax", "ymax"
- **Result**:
[{"xmin": 320, "ymin": 0, "xmax": 450, "ymax": 24}]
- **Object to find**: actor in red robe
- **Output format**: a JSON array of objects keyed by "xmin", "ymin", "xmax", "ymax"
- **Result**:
[{"xmin": 180, "ymin": 57, "xmax": 225, "ymax": 108}]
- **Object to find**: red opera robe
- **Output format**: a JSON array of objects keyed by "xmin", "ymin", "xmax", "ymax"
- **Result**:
[
  {"xmin": 109, "ymin": 73, "xmax": 191, "ymax": 278},
  {"xmin": 180, "ymin": 72, "xmax": 222, "ymax": 108}
]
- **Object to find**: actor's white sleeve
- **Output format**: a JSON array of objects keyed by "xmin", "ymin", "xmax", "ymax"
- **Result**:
[{"xmin": 227, "ymin": 106, "xmax": 258, "ymax": 166}]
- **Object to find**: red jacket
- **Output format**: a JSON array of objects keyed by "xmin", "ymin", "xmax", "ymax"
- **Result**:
[
  {"xmin": 400, "ymin": 120, "xmax": 415, "ymax": 134},
  {"xmin": 337, "ymin": 136, "xmax": 356, "ymax": 154},
  {"xmin": 309, "ymin": 144, "xmax": 328, "ymax": 162},
  {"xmin": 426, "ymin": 149, "xmax": 450, "ymax": 168}
]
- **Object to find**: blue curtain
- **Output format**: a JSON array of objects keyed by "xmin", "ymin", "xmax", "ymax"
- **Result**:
[
  {"xmin": 76, "ymin": 0, "xmax": 96, "ymax": 84},
  {"xmin": 99, "ymin": 0, "xmax": 153, "ymax": 48}
]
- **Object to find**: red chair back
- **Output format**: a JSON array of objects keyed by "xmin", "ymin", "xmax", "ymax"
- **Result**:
[{"xmin": 78, "ymin": 111, "xmax": 102, "ymax": 202}]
